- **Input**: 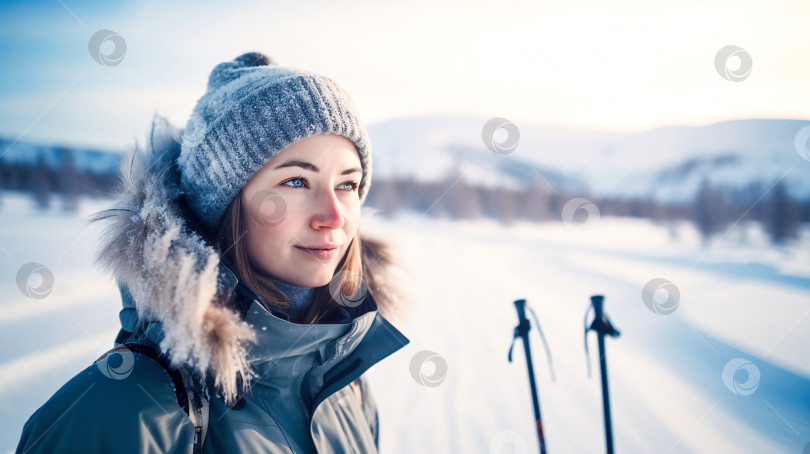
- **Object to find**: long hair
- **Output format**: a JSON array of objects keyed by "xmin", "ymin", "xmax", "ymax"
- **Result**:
[{"xmin": 213, "ymin": 187, "xmax": 379, "ymax": 324}]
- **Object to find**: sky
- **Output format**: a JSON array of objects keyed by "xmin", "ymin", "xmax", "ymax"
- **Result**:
[{"xmin": 0, "ymin": 0, "xmax": 809, "ymax": 151}]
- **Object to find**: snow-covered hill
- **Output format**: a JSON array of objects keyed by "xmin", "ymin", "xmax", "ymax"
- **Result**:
[
  {"xmin": 4, "ymin": 115, "xmax": 809, "ymax": 205},
  {"xmin": 368, "ymin": 116, "xmax": 810, "ymax": 202}
]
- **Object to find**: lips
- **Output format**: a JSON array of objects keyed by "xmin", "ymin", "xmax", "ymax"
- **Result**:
[
  {"xmin": 295, "ymin": 245, "xmax": 339, "ymax": 260},
  {"xmin": 299, "ymin": 244, "xmax": 340, "ymax": 250}
]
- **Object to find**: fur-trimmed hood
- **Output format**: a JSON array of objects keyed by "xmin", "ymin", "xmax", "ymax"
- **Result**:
[{"xmin": 89, "ymin": 114, "xmax": 404, "ymax": 405}]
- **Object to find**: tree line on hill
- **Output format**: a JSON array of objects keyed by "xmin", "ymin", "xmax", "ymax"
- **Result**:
[
  {"xmin": 1, "ymin": 147, "xmax": 806, "ymax": 246},
  {"xmin": 364, "ymin": 175, "xmax": 807, "ymax": 245}
]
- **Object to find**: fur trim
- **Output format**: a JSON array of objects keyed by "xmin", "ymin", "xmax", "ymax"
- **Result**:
[
  {"xmin": 89, "ymin": 114, "xmax": 255, "ymax": 405},
  {"xmin": 359, "ymin": 233, "xmax": 408, "ymax": 321},
  {"xmin": 88, "ymin": 114, "xmax": 404, "ymax": 406}
]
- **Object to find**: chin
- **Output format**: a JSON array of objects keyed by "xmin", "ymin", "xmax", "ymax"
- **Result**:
[{"xmin": 292, "ymin": 271, "xmax": 333, "ymax": 288}]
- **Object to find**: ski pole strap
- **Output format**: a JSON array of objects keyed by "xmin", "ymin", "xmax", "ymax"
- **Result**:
[
  {"xmin": 508, "ymin": 328, "xmax": 519, "ymax": 362},
  {"xmin": 583, "ymin": 305, "xmax": 594, "ymax": 379},
  {"xmin": 507, "ymin": 302, "xmax": 555, "ymax": 384},
  {"xmin": 507, "ymin": 315, "xmax": 530, "ymax": 362},
  {"xmin": 584, "ymin": 298, "xmax": 622, "ymax": 379},
  {"xmin": 526, "ymin": 304, "xmax": 556, "ymax": 383}
]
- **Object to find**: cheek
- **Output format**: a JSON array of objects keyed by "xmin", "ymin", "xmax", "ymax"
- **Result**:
[
  {"xmin": 244, "ymin": 189, "xmax": 285, "ymax": 227},
  {"xmin": 247, "ymin": 218, "xmax": 278, "ymax": 244},
  {"xmin": 244, "ymin": 190, "xmax": 289, "ymax": 226},
  {"xmin": 244, "ymin": 206, "xmax": 301, "ymax": 250}
]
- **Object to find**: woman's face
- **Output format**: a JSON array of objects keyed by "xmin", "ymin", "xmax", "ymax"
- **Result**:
[{"xmin": 241, "ymin": 133, "xmax": 362, "ymax": 287}]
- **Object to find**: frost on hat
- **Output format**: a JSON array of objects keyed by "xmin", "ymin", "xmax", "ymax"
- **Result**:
[{"xmin": 177, "ymin": 51, "xmax": 372, "ymax": 232}]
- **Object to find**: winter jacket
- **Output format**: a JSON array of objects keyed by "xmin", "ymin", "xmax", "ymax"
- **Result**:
[{"xmin": 15, "ymin": 117, "xmax": 410, "ymax": 454}]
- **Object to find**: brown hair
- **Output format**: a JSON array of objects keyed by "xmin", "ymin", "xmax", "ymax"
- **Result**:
[{"xmin": 213, "ymin": 188, "xmax": 368, "ymax": 324}]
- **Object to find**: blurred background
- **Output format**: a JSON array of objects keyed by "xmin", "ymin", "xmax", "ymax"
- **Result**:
[{"xmin": 1, "ymin": 0, "xmax": 809, "ymax": 453}]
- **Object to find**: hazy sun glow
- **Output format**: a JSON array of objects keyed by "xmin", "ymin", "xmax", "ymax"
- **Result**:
[{"xmin": 0, "ymin": 0, "xmax": 808, "ymax": 150}]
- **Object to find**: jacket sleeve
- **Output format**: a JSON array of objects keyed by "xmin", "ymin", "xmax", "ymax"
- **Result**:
[{"xmin": 16, "ymin": 351, "xmax": 195, "ymax": 454}]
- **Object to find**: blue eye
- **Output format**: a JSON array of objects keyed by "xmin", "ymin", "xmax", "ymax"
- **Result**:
[
  {"xmin": 283, "ymin": 177, "xmax": 306, "ymax": 188},
  {"xmin": 281, "ymin": 176, "xmax": 359, "ymax": 192}
]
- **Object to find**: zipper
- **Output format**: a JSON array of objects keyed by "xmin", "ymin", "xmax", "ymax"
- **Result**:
[{"xmin": 193, "ymin": 426, "xmax": 202, "ymax": 454}]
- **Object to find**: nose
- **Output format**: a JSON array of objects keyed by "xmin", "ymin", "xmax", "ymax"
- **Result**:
[{"xmin": 310, "ymin": 186, "xmax": 345, "ymax": 230}]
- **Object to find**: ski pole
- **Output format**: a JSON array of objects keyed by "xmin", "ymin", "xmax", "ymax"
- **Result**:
[
  {"xmin": 508, "ymin": 299, "xmax": 555, "ymax": 454},
  {"xmin": 584, "ymin": 295, "xmax": 620, "ymax": 454}
]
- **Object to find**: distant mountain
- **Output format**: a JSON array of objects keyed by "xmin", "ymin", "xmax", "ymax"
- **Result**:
[
  {"xmin": 0, "ymin": 138, "xmax": 122, "ymax": 176},
  {"xmin": 367, "ymin": 115, "xmax": 810, "ymax": 203},
  {"xmin": 3, "ymin": 116, "xmax": 809, "ymax": 204}
]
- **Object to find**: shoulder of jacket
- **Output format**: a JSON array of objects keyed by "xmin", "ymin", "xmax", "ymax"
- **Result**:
[{"xmin": 16, "ymin": 349, "xmax": 194, "ymax": 454}]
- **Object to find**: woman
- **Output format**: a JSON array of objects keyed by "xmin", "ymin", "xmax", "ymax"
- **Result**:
[{"xmin": 16, "ymin": 52, "xmax": 410, "ymax": 453}]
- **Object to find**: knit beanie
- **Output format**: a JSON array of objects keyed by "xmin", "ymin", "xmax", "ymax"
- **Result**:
[{"xmin": 177, "ymin": 52, "xmax": 372, "ymax": 232}]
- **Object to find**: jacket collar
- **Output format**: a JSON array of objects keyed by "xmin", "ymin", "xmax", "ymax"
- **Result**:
[{"xmin": 198, "ymin": 262, "xmax": 409, "ymax": 418}]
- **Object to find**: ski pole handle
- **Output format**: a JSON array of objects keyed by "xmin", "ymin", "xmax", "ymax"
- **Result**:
[
  {"xmin": 591, "ymin": 295, "xmax": 604, "ymax": 319},
  {"xmin": 515, "ymin": 299, "xmax": 527, "ymax": 322}
]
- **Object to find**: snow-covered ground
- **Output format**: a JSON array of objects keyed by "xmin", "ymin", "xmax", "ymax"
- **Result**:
[{"xmin": 1, "ymin": 192, "xmax": 808, "ymax": 453}]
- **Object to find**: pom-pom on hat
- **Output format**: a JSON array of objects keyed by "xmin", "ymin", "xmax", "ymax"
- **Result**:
[{"xmin": 177, "ymin": 52, "xmax": 372, "ymax": 232}]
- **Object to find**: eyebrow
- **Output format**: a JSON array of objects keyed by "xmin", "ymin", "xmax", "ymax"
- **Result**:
[{"xmin": 273, "ymin": 159, "xmax": 361, "ymax": 175}]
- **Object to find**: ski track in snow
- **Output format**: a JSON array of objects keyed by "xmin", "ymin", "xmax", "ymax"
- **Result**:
[
  {"xmin": 1, "ymin": 195, "xmax": 808, "ymax": 453},
  {"xmin": 361, "ymin": 212, "xmax": 809, "ymax": 454}
]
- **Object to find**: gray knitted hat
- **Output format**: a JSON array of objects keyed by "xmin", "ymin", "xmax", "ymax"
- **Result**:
[{"xmin": 177, "ymin": 52, "xmax": 372, "ymax": 231}]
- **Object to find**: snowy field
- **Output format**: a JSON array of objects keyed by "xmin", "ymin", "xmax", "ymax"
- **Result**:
[{"xmin": 1, "ymin": 192, "xmax": 808, "ymax": 453}]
